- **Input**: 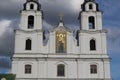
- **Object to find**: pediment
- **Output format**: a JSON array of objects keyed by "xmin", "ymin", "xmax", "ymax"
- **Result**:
[{"xmin": 49, "ymin": 24, "xmax": 73, "ymax": 33}]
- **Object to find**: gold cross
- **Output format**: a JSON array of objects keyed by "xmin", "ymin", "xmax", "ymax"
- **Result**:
[{"xmin": 59, "ymin": 13, "xmax": 64, "ymax": 21}]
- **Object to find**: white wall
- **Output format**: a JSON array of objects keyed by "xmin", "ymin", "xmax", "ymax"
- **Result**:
[
  {"xmin": 14, "ymin": 30, "xmax": 43, "ymax": 54},
  {"xmin": 79, "ymin": 31, "xmax": 107, "ymax": 54},
  {"xmin": 12, "ymin": 58, "xmax": 111, "ymax": 79}
]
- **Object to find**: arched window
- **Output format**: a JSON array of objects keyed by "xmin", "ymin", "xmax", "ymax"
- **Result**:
[
  {"xmin": 25, "ymin": 39, "xmax": 32, "ymax": 50},
  {"xmin": 28, "ymin": 15, "xmax": 34, "ymax": 29},
  {"xmin": 90, "ymin": 65, "xmax": 97, "ymax": 74},
  {"xmin": 89, "ymin": 16, "xmax": 95, "ymax": 29},
  {"xmin": 89, "ymin": 4, "xmax": 93, "ymax": 9},
  {"xmin": 90, "ymin": 39, "xmax": 96, "ymax": 50},
  {"xmin": 57, "ymin": 64, "xmax": 65, "ymax": 76},
  {"xmin": 30, "ymin": 4, "xmax": 34, "ymax": 9},
  {"xmin": 25, "ymin": 65, "xmax": 32, "ymax": 74}
]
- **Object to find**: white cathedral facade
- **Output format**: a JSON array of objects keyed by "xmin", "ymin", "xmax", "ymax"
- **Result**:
[{"xmin": 12, "ymin": 0, "xmax": 111, "ymax": 80}]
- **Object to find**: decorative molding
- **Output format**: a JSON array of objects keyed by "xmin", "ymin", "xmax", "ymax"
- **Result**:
[
  {"xmin": 15, "ymin": 78, "xmax": 111, "ymax": 80},
  {"xmin": 15, "ymin": 29, "xmax": 43, "ymax": 33},
  {"xmin": 13, "ymin": 53, "xmax": 110, "ymax": 60},
  {"xmin": 78, "ymin": 30, "xmax": 108, "ymax": 34}
]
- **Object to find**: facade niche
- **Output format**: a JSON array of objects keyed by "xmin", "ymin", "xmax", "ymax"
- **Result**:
[{"xmin": 56, "ymin": 30, "xmax": 67, "ymax": 53}]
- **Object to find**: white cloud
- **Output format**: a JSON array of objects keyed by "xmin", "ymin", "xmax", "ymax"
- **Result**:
[
  {"xmin": 105, "ymin": 26, "xmax": 120, "ymax": 54},
  {"xmin": 70, "ymin": 0, "xmax": 84, "ymax": 12},
  {"xmin": 0, "ymin": 20, "xmax": 11, "ymax": 36},
  {"xmin": 43, "ymin": 20, "xmax": 54, "ymax": 30},
  {"xmin": 11, "ymin": 0, "xmax": 24, "ymax": 3}
]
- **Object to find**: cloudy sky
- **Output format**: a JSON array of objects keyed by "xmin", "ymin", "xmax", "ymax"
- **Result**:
[{"xmin": 0, "ymin": 0, "xmax": 120, "ymax": 79}]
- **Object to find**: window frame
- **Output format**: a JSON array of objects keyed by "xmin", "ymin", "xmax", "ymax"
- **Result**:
[
  {"xmin": 25, "ymin": 64, "xmax": 32, "ymax": 74},
  {"xmin": 90, "ymin": 64, "xmax": 97, "ymax": 74},
  {"xmin": 25, "ymin": 39, "xmax": 32, "ymax": 50},
  {"xmin": 90, "ymin": 39, "xmax": 96, "ymax": 51},
  {"xmin": 57, "ymin": 64, "xmax": 65, "ymax": 77}
]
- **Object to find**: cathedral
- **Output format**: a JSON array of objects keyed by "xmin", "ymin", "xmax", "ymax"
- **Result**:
[{"xmin": 12, "ymin": 0, "xmax": 111, "ymax": 80}]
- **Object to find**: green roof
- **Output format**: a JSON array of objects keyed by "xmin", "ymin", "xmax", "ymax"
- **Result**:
[{"xmin": 0, "ymin": 74, "xmax": 16, "ymax": 80}]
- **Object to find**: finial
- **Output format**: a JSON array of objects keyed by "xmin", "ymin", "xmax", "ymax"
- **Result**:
[{"xmin": 59, "ymin": 13, "xmax": 64, "ymax": 22}]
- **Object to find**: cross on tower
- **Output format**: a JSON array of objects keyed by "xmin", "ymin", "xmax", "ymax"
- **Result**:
[{"xmin": 59, "ymin": 13, "xmax": 64, "ymax": 22}]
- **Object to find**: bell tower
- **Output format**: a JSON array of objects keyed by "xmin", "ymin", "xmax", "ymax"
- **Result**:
[
  {"xmin": 78, "ymin": 0, "xmax": 108, "ymax": 55},
  {"xmin": 79, "ymin": 0, "xmax": 102, "ymax": 30},
  {"xmin": 77, "ymin": 0, "xmax": 111, "ymax": 79},
  {"xmin": 20, "ymin": 0, "xmax": 43, "ymax": 30},
  {"xmin": 14, "ymin": 0, "xmax": 43, "ymax": 54}
]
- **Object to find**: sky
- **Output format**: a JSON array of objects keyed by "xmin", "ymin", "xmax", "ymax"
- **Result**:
[{"xmin": 0, "ymin": 0, "xmax": 120, "ymax": 80}]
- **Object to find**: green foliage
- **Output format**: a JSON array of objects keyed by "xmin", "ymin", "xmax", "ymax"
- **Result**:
[{"xmin": 0, "ymin": 74, "xmax": 16, "ymax": 80}]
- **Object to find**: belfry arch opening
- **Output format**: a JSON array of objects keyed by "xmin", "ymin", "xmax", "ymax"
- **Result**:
[
  {"xmin": 89, "ymin": 4, "xmax": 93, "ymax": 10},
  {"xmin": 28, "ymin": 15, "xmax": 34, "ymax": 29},
  {"xmin": 89, "ymin": 16, "xmax": 95, "ymax": 29},
  {"xmin": 30, "ymin": 4, "xmax": 34, "ymax": 9}
]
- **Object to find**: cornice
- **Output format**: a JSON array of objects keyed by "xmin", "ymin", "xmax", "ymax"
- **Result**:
[
  {"xmin": 14, "ymin": 29, "xmax": 43, "ymax": 33},
  {"xmin": 13, "ymin": 53, "xmax": 110, "ymax": 60},
  {"xmin": 78, "ymin": 29, "xmax": 108, "ymax": 34}
]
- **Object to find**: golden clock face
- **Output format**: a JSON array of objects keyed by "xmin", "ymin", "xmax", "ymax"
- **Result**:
[{"xmin": 56, "ymin": 31, "xmax": 66, "ymax": 53}]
